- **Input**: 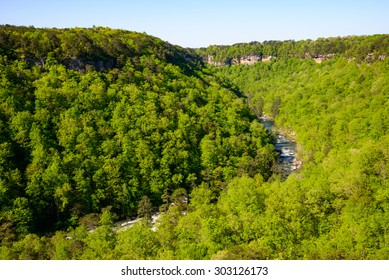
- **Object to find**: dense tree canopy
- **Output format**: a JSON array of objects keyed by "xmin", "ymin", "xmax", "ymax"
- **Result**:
[
  {"xmin": 196, "ymin": 34, "xmax": 388, "ymax": 64},
  {"xmin": 212, "ymin": 56, "xmax": 389, "ymax": 259},
  {"xmin": 1, "ymin": 25, "xmax": 389, "ymax": 260},
  {"xmin": 0, "ymin": 25, "xmax": 274, "ymax": 253}
]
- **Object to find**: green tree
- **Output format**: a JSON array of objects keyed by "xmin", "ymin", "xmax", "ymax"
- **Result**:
[{"xmin": 137, "ymin": 196, "xmax": 153, "ymax": 222}]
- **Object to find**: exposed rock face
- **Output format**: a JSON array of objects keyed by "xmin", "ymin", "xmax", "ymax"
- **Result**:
[
  {"xmin": 233, "ymin": 55, "xmax": 261, "ymax": 65},
  {"xmin": 205, "ymin": 54, "xmax": 264, "ymax": 66},
  {"xmin": 205, "ymin": 55, "xmax": 226, "ymax": 66},
  {"xmin": 204, "ymin": 50, "xmax": 388, "ymax": 66},
  {"xmin": 84, "ymin": 59, "xmax": 115, "ymax": 71},
  {"xmin": 313, "ymin": 54, "xmax": 334, "ymax": 63},
  {"xmin": 24, "ymin": 56, "xmax": 116, "ymax": 71},
  {"xmin": 366, "ymin": 53, "xmax": 386, "ymax": 63},
  {"xmin": 261, "ymin": 56, "xmax": 274, "ymax": 62}
]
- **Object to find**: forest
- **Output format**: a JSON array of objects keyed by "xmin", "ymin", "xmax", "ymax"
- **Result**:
[
  {"xmin": 196, "ymin": 34, "xmax": 389, "ymax": 64},
  {"xmin": 0, "ymin": 25, "xmax": 388, "ymax": 259}
]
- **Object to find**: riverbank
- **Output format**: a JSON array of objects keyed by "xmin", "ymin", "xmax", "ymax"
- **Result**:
[{"xmin": 259, "ymin": 116, "xmax": 302, "ymax": 178}]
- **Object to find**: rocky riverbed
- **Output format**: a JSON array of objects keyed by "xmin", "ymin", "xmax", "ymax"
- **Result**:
[{"xmin": 260, "ymin": 117, "xmax": 302, "ymax": 178}]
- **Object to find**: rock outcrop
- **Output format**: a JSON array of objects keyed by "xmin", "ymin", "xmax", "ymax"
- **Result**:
[
  {"xmin": 232, "ymin": 55, "xmax": 261, "ymax": 65},
  {"xmin": 205, "ymin": 54, "xmax": 273, "ymax": 66},
  {"xmin": 205, "ymin": 55, "xmax": 226, "ymax": 66}
]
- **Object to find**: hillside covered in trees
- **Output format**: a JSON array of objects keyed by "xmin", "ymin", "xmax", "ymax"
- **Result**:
[
  {"xmin": 1, "ymin": 25, "xmax": 389, "ymax": 259},
  {"xmin": 196, "ymin": 34, "xmax": 388, "ymax": 65}
]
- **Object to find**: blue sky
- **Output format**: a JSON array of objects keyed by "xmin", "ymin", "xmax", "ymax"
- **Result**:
[{"xmin": 1, "ymin": 0, "xmax": 388, "ymax": 47}]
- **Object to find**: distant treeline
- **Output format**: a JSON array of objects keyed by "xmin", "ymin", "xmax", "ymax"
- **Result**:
[{"xmin": 196, "ymin": 34, "xmax": 389, "ymax": 63}]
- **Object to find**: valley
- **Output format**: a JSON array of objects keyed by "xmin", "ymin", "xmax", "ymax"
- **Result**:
[{"xmin": 0, "ymin": 25, "xmax": 388, "ymax": 260}]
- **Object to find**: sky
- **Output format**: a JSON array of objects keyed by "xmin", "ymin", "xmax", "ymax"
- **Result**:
[{"xmin": 1, "ymin": 0, "xmax": 389, "ymax": 48}]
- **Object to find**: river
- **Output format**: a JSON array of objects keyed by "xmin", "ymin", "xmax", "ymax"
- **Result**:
[
  {"xmin": 108, "ymin": 117, "xmax": 300, "ymax": 232},
  {"xmin": 260, "ymin": 117, "xmax": 301, "ymax": 179}
]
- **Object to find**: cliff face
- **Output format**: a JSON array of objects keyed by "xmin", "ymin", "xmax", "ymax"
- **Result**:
[
  {"xmin": 205, "ymin": 52, "xmax": 387, "ymax": 66},
  {"xmin": 232, "ymin": 55, "xmax": 261, "ymax": 65},
  {"xmin": 199, "ymin": 34, "xmax": 389, "ymax": 67},
  {"xmin": 205, "ymin": 55, "xmax": 226, "ymax": 66},
  {"xmin": 205, "ymin": 54, "xmax": 273, "ymax": 66}
]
